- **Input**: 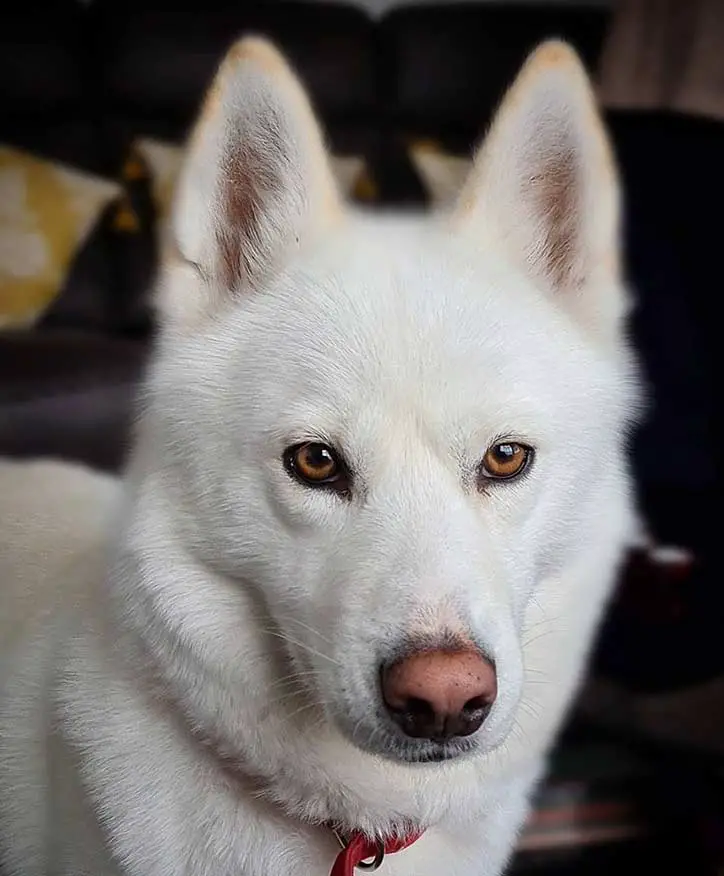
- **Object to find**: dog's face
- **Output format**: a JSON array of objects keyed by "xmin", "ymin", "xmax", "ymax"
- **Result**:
[{"xmin": 140, "ymin": 39, "xmax": 635, "ymax": 768}]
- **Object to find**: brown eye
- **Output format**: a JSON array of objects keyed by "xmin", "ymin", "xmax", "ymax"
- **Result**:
[
  {"xmin": 284, "ymin": 442, "xmax": 349, "ymax": 492},
  {"xmin": 480, "ymin": 442, "xmax": 532, "ymax": 482}
]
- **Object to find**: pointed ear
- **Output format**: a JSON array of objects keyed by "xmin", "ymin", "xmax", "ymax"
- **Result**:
[
  {"xmin": 161, "ymin": 37, "xmax": 341, "ymax": 324},
  {"xmin": 453, "ymin": 41, "xmax": 626, "ymax": 343}
]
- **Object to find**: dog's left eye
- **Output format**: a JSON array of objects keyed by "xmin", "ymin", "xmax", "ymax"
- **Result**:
[
  {"xmin": 284, "ymin": 442, "xmax": 350, "ymax": 494},
  {"xmin": 479, "ymin": 441, "xmax": 533, "ymax": 483}
]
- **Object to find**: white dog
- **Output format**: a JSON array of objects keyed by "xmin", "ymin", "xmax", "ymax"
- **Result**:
[{"xmin": 0, "ymin": 36, "xmax": 639, "ymax": 876}]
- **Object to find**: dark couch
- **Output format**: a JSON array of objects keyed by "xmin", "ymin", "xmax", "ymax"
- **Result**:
[
  {"xmin": 1, "ymin": 0, "xmax": 617, "ymax": 472},
  {"xmin": 1, "ymin": 2, "xmax": 721, "ymax": 872},
  {"xmin": 1, "ymin": 2, "xmax": 717, "ymax": 528}
]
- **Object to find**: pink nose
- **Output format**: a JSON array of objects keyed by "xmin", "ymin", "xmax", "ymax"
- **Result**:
[{"xmin": 381, "ymin": 648, "xmax": 497, "ymax": 740}]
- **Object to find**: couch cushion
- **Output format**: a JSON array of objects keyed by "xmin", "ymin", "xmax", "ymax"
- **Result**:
[
  {"xmin": 0, "ymin": 329, "xmax": 148, "ymax": 471},
  {"xmin": 380, "ymin": 3, "xmax": 610, "ymax": 148},
  {"xmin": 91, "ymin": 0, "xmax": 380, "ymax": 169},
  {"xmin": 0, "ymin": 1, "xmax": 103, "ymax": 172}
]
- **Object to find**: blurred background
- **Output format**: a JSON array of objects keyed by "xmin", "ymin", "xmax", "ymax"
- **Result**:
[{"xmin": 0, "ymin": 0, "xmax": 721, "ymax": 873}]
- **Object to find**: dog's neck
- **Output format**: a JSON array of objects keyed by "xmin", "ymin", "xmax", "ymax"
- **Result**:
[
  {"xmin": 106, "ymin": 508, "xmax": 428, "ymax": 840},
  {"xmin": 180, "ymin": 712, "xmax": 424, "ymax": 875},
  {"xmin": 123, "ymin": 603, "xmax": 425, "ymax": 874}
]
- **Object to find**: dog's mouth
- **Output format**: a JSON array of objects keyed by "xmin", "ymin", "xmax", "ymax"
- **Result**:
[
  {"xmin": 377, "ymin": 734, "xmax": 478, "ymax": 764},
  {"xmin": 334, "ymin": 705, "xmax": 482, "ymax": 765}
]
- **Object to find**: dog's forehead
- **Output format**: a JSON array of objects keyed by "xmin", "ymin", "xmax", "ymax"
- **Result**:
[
  {"xmin": 218, "ymin": 225, "xmax": 605, "ymax": 438},
  {"xmin": 249, "ymin": 229, "xmax": 582, "ymax": 389}
]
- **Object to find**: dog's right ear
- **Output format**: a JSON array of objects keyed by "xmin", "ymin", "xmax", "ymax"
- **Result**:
[{"xmin": 159, "ymin": 37, "xmax": 341, "ymax": 326}]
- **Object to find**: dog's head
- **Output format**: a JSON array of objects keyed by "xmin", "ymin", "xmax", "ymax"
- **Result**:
[{"xmin": 128, "ymin": 37, "xmax": 636, "ymax": 781}]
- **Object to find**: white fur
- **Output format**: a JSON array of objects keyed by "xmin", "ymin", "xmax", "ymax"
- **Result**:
[{"xmin": 0, "ymin": 38, "xmax": 639, "ymax": 876}]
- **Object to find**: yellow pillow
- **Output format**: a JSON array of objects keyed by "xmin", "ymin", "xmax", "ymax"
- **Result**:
[
  {"xmin": 0, "ymin": 146, "xmax": 120, "ymax": 328},
  {"xmin": 408, "ymin": 140, "xmax": 473, "ymax": 210},
  {"xmin": 131, "ymin": 136, "xmax": 377, "ymax": 236}
]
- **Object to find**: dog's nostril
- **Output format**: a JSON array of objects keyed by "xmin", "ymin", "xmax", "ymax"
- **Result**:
[
  {"xmin": 463, "ymin": 695, "xmax": 488, "ymax": 714},
  {"xmin": 406, "ymin": 697, "xmax": 433, "ymax": 719},
  {"xmin": 381, "ymin": 647, "xmax": 497, "ymax": 742},
  {"xmin": 455, "ymin": 696, "xmax": 493, "ymax": 737}
]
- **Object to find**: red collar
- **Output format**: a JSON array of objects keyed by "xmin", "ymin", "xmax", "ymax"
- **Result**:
[{"xmin": 330, "ymin": 829, "xmax": 424, "ymax": 876}]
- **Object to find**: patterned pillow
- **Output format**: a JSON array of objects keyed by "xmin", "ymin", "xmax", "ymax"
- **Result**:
[
  {"xmin": 0, "ymin": 146, "xmax": 120, "ymax": 328},
  {"xmin": 408, "ymin": 140, "xmax": 473, "ymax": 210}
]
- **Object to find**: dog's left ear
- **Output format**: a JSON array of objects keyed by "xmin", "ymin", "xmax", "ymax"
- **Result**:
[{"xmin": 453, "ymin": 41, "xmax": 625, "ymax": 343}]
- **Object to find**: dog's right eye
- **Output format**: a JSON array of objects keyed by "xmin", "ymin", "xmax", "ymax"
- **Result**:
[{"xmin": 284, "ymin": 442, "xmax": 350, "ymax": 495}]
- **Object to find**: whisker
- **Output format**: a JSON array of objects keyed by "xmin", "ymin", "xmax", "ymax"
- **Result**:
[
  {"xmin": 285, "ymin": 700, "xmax": 327, "ymax": 723},
  {"xmin": 518, "ymin": 698, "xmax": 543, "ymax": 720},
  {"xmin": 265, "ymin": 630, "xmax": 343, "ymax": 668},
  {"xmin": 266, "ymin": 690, "xmax": 307, "ymax": 711},
  {"xmin": 276, "ymin": 615, "xmax": 335, "ymax": 647},
  {"xmin": 521, "ymin": 617, "xmax": 553, "ymax": 636},
  {"xmin": 267, "ymin": 669, "xmax": 320, "ymax": 691},
  {"xmin": 521, "ymin": 627, "xmax": 556, "ymax": 649},
  {"xmin": 509, "ymin": 716, "xmax": 534, "ymax": 751},
  {"xmin": 307, "ymin": 712, "xmax": 330, "ymax": 736},
  {"xmin": 351, "ymin": 716, "xmax": 366, "ymax": 744}
]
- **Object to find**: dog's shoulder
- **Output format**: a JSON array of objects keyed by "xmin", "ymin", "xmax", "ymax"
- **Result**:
[{"xmin": 0, "ymin": 458, "xmax": 121, "ymax": 645}]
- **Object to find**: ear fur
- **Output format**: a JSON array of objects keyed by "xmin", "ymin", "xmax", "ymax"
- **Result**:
[
  {"xmin": 160, "ymin": 36, "xmax": 341, "ymax": 325},
  {"xmin": 453, "ymin": 41, "xmax": 626, "ymax": 343}
]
